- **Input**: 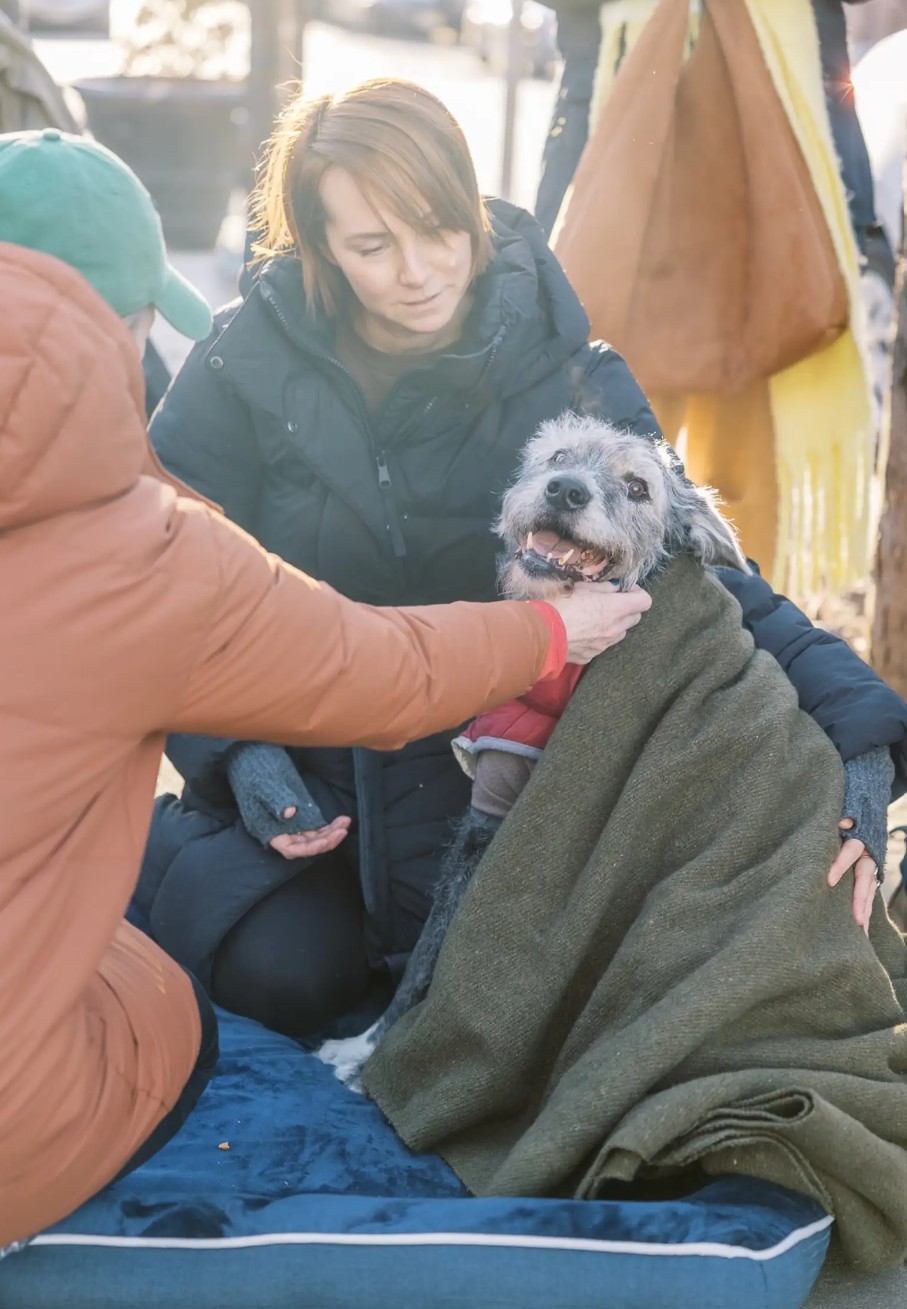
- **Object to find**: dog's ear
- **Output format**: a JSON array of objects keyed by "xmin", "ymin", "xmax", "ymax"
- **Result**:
[{"xmin": 674, "ymin": 481, "xmax": 751, "ymax": 573}]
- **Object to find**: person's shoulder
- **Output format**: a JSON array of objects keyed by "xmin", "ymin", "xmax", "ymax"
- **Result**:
[
  {"xmin": 168, "ymin": 295, "xmax": 242, "ymax": 373},
  {"xmin": 212, "ymin": 296, "xmax": 243, "ymax": 332},
  {"xmin": 484, "ymin": 197, "xmax": 556, "ymax": 261},
  {"xmin": 207, "ymin": 254, "xmax": 315, "ymax": 363},
  {"xmin": 485, "ymin": 195, "xmax": 537, "ymax": 230},
  {"xmin": 202, "ymin": 295, "xmax": 246, "ymax": 360},
  {"xmin": 208, "ymin": 250, "xmax": 302, "ymax": 342},
  {"xmin": 581, "ymin": 338, "xmax": 648, "ymax": 382},
  {"xmin": 578, "ymin": 341, "xmax": 663, "ymax": 437},
  {"xmin": 482, "ymin": 195, "xmax": 593, "ymax": 339},
  {"xmin": 177, "ymin": 278, "xmax": 275, "ymax": 386}
]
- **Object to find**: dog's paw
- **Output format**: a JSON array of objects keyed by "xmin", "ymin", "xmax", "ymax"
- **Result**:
[{"xmin": 315, "ymin": 1028, "xmax": 378, "ymax": 1094}]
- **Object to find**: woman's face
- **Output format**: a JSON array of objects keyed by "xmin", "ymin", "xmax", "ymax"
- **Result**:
[{"xmin": 320, "ymin": 165, "xmax": 474, "ymax": 354}]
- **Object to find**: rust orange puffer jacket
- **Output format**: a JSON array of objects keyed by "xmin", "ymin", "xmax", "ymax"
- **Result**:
[{"xmin": 0, "ymin": 244, "xmax": 556, "ymax": 1245}]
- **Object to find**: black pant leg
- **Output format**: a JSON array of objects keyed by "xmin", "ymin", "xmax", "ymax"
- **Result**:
[{"xmin": 210, "ymin": 851, "xmax": 379, "ymax": 1038}]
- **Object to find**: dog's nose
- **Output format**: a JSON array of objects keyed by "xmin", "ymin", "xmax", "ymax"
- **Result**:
[{"xmin": 545, "ymin": 475, "xmax": 591, "ymax": 511}]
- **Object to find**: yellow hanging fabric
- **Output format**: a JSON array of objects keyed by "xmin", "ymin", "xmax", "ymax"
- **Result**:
[{"xmin": 742, "ymin": 0, "xmax": 873, "ymax": 595}]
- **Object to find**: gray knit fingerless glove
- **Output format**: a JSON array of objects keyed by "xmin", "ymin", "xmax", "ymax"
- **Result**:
[
  {"xmin": 841, "ymin": 747, "xmax": 895, "ymax": 870},
  {"xmin": 226, "ymin": 742, "xmax": 326, "ymax": 848}
]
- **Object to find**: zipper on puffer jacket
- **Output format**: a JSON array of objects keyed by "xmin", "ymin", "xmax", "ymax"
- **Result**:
[
  {"xmin": 372, "ymin": 395, "xmax": 439, "ymax": 559},
  {"xmin": 374, "ymin": 450, "xmax": 407, "ymax": 558},
  {"xmin": 264, "ymin": 286, "xmax": 409, "ymax": 560},
  {"xmin": 376, "ymin": 331, "xmax": 499, "ymax": 452}
]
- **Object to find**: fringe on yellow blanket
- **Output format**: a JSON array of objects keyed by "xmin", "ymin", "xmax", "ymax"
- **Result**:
[{"xmin": 584, "ymin": 0, "xmax": 873, "ymax": 593}]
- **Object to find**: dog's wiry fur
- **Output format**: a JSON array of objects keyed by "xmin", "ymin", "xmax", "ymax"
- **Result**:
[
  {"xmin": 496, "ymin": 413, "xmax": 748, "ymax": 598},
  {"xmin": 317, "ymin": 416, "xmax": 748, "ymax": 1088},
  {"xmin": 316, "ymin": 813, "xmax": 493, "ymax": 1090}
]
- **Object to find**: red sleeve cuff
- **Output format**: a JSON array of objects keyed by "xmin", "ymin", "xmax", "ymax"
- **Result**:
[{"xmin": 527, "ymin": 600, "xmax": 568, "ymax": 682}]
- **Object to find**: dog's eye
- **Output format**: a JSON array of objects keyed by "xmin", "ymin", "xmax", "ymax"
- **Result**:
[
  {"xmin": 626, "ymin": 478, "xmax": 649, "ymax": 500},
  {"xmin": 550, "ymin": 450, "xmax": 568, "ymax": 465}
]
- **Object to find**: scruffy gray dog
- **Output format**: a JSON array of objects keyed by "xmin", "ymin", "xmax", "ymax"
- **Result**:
[{"xmin": 317, "ymin": 414, "xmax": 749, "ymax": 1088}]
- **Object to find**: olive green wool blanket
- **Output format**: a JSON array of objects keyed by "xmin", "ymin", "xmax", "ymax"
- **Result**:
[{"xmin": 363, "ymin": 555, "xmax": 907, "ymax": 1271}]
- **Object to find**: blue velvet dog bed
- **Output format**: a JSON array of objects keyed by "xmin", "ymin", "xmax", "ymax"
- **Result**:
[{"xmin": 1, "ymin": 1008, "xmax": 832, "ymax": 1309}]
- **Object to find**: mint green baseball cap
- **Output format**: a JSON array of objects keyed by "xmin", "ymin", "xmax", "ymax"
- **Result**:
[{"xmin": 0, "ymin": 128, "xmax": 213, "ymax": 340}]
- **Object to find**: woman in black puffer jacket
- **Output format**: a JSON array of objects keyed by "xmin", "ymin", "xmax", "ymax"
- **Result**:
[{"xmin": 138, "ymin": 78, "xmax": 907, "ymax": 1041}]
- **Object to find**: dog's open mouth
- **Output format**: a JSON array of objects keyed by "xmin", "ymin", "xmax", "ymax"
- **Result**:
[{"xmin": 516, "ymin": 529, "xmax": 611, "ymax": 580}]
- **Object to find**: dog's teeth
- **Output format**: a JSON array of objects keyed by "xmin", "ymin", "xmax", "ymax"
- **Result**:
[
  {"xmin": 546, "ymin": 551, "xmax": 554, "ymax": 561},
  {"xmin": 527, "ymin": 532, "xmax": 534, "ymax": 550},
  {"xmin": 561, "ymin": 549, "xmax": 575, "ymax": 565}
]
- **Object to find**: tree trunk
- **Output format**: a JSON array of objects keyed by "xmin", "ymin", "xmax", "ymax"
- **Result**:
[
  {"xmin": 248, "ymin": 0, "xmax": 306, "ymax": 161},
  {"xmin": 870, "ymin": 176, "xmax": 907, "ymax": 694}
]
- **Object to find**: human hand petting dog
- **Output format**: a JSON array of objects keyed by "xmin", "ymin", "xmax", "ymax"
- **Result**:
[
  {"xmin": 547, "ymin": 583, "xmax": 652, "ymax": 665},
  {"xmin": 227, "ymin": 586, "xmax": 650, "ymax": 863}
]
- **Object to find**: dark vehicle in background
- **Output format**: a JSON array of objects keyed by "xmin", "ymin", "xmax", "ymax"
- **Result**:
[
  {"xmin": 322, "ymin": 0, "xmax": 463, "ymax": 38},
  {"xmin": 20, "ymin": 0, "xmax": 109, "ymax": 33},
  {"xmin": 460, "ymin": 0, "xmax": 556, "ymax": 79}
]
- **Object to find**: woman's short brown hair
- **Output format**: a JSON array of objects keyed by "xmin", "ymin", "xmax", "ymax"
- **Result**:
[{"xmin": 249, "ymin": 78, "xmax": 495, "ymax": 317}]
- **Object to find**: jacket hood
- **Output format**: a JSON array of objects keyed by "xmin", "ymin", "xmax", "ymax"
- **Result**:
[
  {"xmin": 0, "ymin": 243, "xmax": 148, "ymax": 531},
  {"xmin": 466, "ymin": 198, "xmax": 592, "ymax": 390},
  {"xmin": 234, "ymin": 198, "xmax": 592, "ymax": 403}
]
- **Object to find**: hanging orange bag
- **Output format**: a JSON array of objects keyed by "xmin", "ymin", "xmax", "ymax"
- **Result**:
[{"xmin": 553, "ymin": 0, "xmax": 849, "ymax": 395}]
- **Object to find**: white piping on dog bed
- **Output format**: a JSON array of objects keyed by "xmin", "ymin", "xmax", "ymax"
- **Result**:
[{"xmin": 32, "ymin": 1213, "xmax": 833, "ymax": 1261}]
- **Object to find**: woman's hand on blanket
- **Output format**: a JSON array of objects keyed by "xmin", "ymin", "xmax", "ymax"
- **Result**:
[
  {"xmin": 270, "ymin": 814, "xmax": 352, "ymax": 860},
  {"xmin": 548, "ymin": 584, "xmax": 652, "ymax": 665},
  {"xmin": 828, "ymin": 819, "xmax": 878, "ymax": 935}
]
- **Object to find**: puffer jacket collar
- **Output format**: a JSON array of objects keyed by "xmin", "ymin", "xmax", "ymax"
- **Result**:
[{"xmin": 207, "ymin": 199, "xmax": 592, "ymax": 437}]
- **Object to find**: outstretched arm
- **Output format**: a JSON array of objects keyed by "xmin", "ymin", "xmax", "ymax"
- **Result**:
[{"xmin": 166, "ymin": 508, "xmax": 649, "ymax": 754}]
